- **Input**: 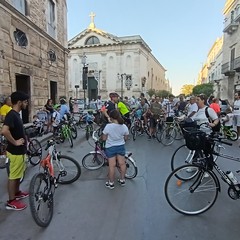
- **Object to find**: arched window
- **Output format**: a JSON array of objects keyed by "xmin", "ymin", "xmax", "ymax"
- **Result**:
[{"xmin": 85, "ymin": 36, "xmax": 100, "ymax": 45}]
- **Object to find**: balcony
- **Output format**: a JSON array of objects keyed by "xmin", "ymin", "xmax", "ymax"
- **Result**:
[
  {"xmin": 223, "ymin": 18, "xmax": 239, "ymax": 34},
  {"xmin": 221, "ymin": 62, "xmax": 235, "ymax": 76},
  {"xmin": 235, "ymin": 6, "xmax": 240, "ymax": 23},
  {"xmin": 234, "ymin": 57, "xmax": 240, "ymax": 72}
]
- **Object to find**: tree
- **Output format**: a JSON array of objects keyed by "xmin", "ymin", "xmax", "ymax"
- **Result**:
[
  {"xmin": 155, "ymin": 90, "xmax": 171, "ymax": 98},
  {"xmin": 192, "ymin": 83, "xmax": 213, "ymax": 97},
  {"xmin": 181, "ymin": 84, "xmax": 194, "ymax": 96},
  {"xmin": 147, "ymin": 89, "xmax": 156, "ymax": 98}
]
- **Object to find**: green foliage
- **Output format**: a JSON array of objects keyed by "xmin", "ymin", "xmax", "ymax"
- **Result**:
[
  {"xmin": 192, "ymin": 83, "xmax": 213, "ymax": 97},
  {"xmin": 147, "ymin": 89, "xmax": 156, "ymax": 97},
  {"xmin": 155, "ymin": 90, "xmax": 172, "ymax": 98}
]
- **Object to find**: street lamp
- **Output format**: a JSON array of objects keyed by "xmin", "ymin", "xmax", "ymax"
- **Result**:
[
  {"xmin": 117, "ymin": 73, "xmax": 126, "ymax": 99},
  {"xmin": 81, "ymin": 53, "xmax": 88, "ymax": 108}
]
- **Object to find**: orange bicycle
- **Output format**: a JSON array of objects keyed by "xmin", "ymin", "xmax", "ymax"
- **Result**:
[{"xmin": 29, "ymin": 139, "xmax": 81, "ymax": 227}]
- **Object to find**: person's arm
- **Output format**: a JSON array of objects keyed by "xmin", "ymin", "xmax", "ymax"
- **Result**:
[{"xmin": 1, "ymin": 125, "xmax": 24, "ymax": 146}]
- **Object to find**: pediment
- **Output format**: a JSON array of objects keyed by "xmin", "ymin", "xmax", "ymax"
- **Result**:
[{"xmin": 68, "ymin": 28, "xmax": 122, "ymax": 49}]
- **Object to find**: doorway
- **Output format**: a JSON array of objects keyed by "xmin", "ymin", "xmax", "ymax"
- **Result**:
[
  {"xmin": 50, "ymin": 81, "xmax": 57, "ymax": 104},
  {"xmin": 16, "ymin": 74, "xmax": 30, "ymax": 123},
  {"xmin": 88, "ymin": 76, "xmax": 98, "ymax": 101}
]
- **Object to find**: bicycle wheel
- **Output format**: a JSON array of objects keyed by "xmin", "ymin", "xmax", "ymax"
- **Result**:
[
  {"xmin": 54, "ymin": 155, "xmax": 81, "ymax": 184},
  {"xmin": 228, "ymin": 130, "xmax": 238, "ymax": 141},
  {"xmin": 124, "ymin": 157, "xmax": 138, "ymax": 179},
  {"xmin": 70, "ymin": 123, "xmax": 78, "ymax": 139},
  {"xmin": 160, "ymin": 127, "xmax": 176, "ymax": 146},
  {"xmin": 171, "ymin": 144, "xmax": 199, "ymax": 171},
  {"xmin": 85, "ymin": 126, "xmax": 90, "ymax": 141},
  {"xmin": 82, "ymin": 152, "xmax": 105, "ymax": 170},
  {"xmin": 28, "ymin": 139, "xmax": 42, "ymax": 166},
  {"xmin": 29, "ymin": 173, "xmax": 54, "ymax": 227},
  {"xmin": 174, "ymin": 126, "xmax": 184, "ymax": 140},
  {"xmin": 164, "ymin": 165, "xmax": 219, "ymax": 215}
]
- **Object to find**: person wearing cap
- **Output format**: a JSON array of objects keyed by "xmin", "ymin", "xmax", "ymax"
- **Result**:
[
  {"xmin": 1, "ymin": 91, "xmax": 29, "ymax": 211},
  {"xmin": 102, "ymin": 92, "xmax": 119, "ymax": 124},
  {"xmin": 187, "ymin": 96, "xmax": 198, "ymax": 118}
]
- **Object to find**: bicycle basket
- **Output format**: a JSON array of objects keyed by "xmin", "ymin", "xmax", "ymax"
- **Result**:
[{"xmin": 184, "ymin": 130, "xmax": 206, "ymax": 150}]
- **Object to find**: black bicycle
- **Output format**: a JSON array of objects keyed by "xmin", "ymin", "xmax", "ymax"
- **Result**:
[{"xmin": 164, "ymin": 129, "xmax": 240, "ymax": 215}]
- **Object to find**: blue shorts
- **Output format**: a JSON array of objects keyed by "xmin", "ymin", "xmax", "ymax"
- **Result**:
[{"xmin": 105, "ymin": 145, "xmax": 126, "ymax": 158}]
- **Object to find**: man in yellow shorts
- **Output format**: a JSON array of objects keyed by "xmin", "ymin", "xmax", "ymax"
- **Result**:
[{"xmin": 1, "ymin": 91, "xmax": 29, "ymax": 211}]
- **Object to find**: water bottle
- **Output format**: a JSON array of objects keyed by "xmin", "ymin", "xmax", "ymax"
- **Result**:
[{"xmin": 226, "ymin": 171, "xmax": 239, "ymax": 185}]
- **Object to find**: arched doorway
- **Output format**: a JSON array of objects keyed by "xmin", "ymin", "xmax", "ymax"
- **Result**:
[{"xmin": 88, "ymin": 76, "xmax": 98, "ymax": 101}]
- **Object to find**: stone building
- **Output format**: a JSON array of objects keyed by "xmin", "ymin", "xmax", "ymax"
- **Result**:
[
  {"xmin": 68, "ymin": 13, "xmax": 170, "ymax": 102},
  {"xmin": 0, "ymin": 0, "xmax": 68, "ymax": 123},
  {"xmin": 206, "ymin": 37, "xmax": 224, "ymax": 98},
  {"xmin": 221, "ymin": 0, "xmax": 240, "ymax": 102}
]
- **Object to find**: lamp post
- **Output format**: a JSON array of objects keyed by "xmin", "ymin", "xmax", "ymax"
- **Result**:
[
  {"xmin": 82, "ymin": 53, "xmax": 88, "ymax": 109},
  {"xmin": 117, "ymin": 73, "xmax": 126, "ymax": 99}
]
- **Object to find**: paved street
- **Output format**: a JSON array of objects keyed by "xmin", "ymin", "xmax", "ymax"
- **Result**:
[{"xmin": 1, "ymin": 130, "xmax": 240, "ymax": 240}]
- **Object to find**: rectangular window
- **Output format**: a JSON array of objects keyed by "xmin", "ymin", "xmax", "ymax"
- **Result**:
[
  {"xmin": 230, "ymin": 48, "xmax": 235, "ymax": 70},
  {"xmin": 47, "ymin": 0, "xmax": 56, "ymax": 38},
  {"xmin": 12, "ymin": 0, "xmax": 26, "ymax": 15}
]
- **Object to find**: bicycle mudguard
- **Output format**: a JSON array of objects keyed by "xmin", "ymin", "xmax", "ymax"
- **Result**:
[
  {"xmin": 89, "ymin": 150, "xmax": 103, "ymax": 155},
  {"xmin": 126, "ymin": 156, "xmax": 136, "ymax": 166}
]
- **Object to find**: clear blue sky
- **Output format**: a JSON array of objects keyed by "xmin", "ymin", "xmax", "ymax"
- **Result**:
[{"xmin": 67, "ymin": 0, "xmax": 226, "ymax": 95}]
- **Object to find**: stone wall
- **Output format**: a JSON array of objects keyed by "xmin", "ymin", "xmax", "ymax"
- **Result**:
[{"xmin": 0, "ymin": 0, "xmax": 68, "ymax": 122}]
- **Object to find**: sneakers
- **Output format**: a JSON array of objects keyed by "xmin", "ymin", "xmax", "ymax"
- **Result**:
[
  {"xmin": 6, "ymin": 199, "xmax": 27, "ymax": 211},
  {"xmin": 117, "ymin": 179, "xmax": 126, "ymax": 186},
  {"xmin": 105, "ymin": 181, "xmax": 115, "ymax": 189},
  {"xmin": 15, "ymin": 191, "xmax": 29, "ymax": 200},
  {"xmin": 152, "ymin": 134, "xmax": 156, "ymax": 139},
  {"xmin": 148, "ymin": 136, "xmax": 152, "ymax": 140}
]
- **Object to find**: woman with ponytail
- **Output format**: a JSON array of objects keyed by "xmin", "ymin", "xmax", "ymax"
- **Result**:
[{"xmin": 102, "ymin": 109, "xmax": 129, "ymax": 189}]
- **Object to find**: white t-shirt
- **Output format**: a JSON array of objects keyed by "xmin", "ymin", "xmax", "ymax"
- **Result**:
[
  {"xmin": 192, "ymin": 106, "xmax": 218, "ymax": 132},
  {"xmin": 233, "ymin": 100, "xmax": 240, "ymax": 115},
  {"xmin": 96, "ymin": 99, "xmax": 102, "ymax": 110},
  {"xmin": 187, "ymin": 103, "xmax": 198, "ymax": 117},
  {"xmin": 52, "ymin": 111, "xmax": 61, "ymax": 127},
  {"xmin": 103, "ymin": 123, "xmax": 129, "ymax": 148},
  {"xmin": 223, "ymin": 113, "xmax": 234, "ymax": 126}
]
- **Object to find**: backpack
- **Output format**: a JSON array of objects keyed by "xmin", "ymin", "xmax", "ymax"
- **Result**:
[{"xmin": 205, "ymin": 107, "xmax": 221, "ymax": 132}]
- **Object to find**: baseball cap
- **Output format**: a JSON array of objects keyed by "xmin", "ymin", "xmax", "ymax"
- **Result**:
[{"xmin": 109, "ymin": 92, "xmax": 119, "ymax": 98}]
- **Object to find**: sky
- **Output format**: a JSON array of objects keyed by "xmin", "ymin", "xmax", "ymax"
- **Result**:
[{"xmin": 67, "ymin": 0, "xmax": 226, "ymax": 95}]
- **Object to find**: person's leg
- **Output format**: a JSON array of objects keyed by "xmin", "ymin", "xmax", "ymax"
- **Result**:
[
  {"xmin": 8, "ymin": 179, "xmax": 19, "ymax": 201},
  {"xmin": 108, "ymin": 156, "xmax": 117, "ymax": 183},
  {"xmin": 116, "ymin": 154, "xmax": 126, "ymax": 181}
]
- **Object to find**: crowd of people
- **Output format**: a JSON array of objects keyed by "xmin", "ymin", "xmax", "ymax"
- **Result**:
[{"xmin": 1, "ymin": 90, "xmax": 240, "ymax": 210}]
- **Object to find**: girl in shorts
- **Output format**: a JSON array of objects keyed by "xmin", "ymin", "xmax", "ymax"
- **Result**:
[{"xmin": 102, "ymin": 109, "xmax": 129, "ymax": 189}]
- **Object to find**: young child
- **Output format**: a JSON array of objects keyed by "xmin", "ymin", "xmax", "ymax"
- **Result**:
[
  {"xmin": 52, "ymin": 104, "xmax": 61, "ymax": 135},
  {"xmin": 221, "ymin": 107, "xmax": 234, "ymax": 130},
  {"xmin": 33, "ymin": 115, "xmax": 43, "ymax": 136}
]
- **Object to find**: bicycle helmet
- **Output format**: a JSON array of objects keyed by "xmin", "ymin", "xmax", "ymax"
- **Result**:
[{"xmin": 53, "ymin": 104, "xmax": 61, "ymax": 110}]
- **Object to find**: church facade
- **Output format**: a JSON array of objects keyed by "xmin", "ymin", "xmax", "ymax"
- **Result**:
[{"xmin": 68, "ymin": 14, "xmax": 170, "ymax": 101}]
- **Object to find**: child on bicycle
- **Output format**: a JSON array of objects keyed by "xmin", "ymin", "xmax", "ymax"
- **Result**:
[{"xmin": 221, "ymin": 107, "xmax": 234, "ymax": 130}]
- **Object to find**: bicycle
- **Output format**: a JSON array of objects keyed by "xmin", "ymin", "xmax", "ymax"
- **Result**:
[
  {"xmin": 55, "ymin": 120, "xmax": 73, "ymax": 147},
  {"xmin": 131, "ymin": 114, "xmax": 150, "ymax": 141},
  {"xmin": 82, "ymin": 131, "xmax": 138, "ymax": 179},
  {"xmin": 219, "ymin": 124, "xmax": 238, "ymax": 141},
  {"xmin": 164, "ymin": 128, "xmax": 240, "ymax": 215},
  {"xmin": 29, "ymin": 139, "xmax": 81, "ymax": 227}
]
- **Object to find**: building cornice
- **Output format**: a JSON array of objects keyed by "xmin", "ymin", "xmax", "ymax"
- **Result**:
[{"xmin": 223, "ymin": 0, "xmax": 236, "ymax": 15}]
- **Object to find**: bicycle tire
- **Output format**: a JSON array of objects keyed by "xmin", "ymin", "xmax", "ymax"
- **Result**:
[
  {"xmin": 170, "ymin": 145, "xmax": 203, "ymax": 172},
  {"xmin": 82, "ymin": 152, "xmax": 105, "ymax": 170},
  {"xmin": 164, "ymin": 165, "xmax": 219, "ymax": 215},
  {"xmin": 174, "ymin": 126, "xmax": 184, "ymax": 140},
  {"xmin": 70, "ymin": 123, "xmax": 78, "ymax": 139},
  {"xmin": 85, "ymin": 126, "xmax": 90, "ymax": 141},
  {"xmin": 29, "ymin": 172, "xmax": 54, "ymax": 227},
  {"xmin": 228, "ymin": 130, "xmax": 238, "ymax": 141},
  {"xmin": 54, "ymin": 155, "xmax": 81, "ymax": 184},
  {"xmin": 123, "ymin": 157, "xmax": 138, "ymax": 179},
  {"xmin": 160, "ymin": 127, "xmax": 176, "ymax": 146},
  {"xmin": 28, "ymin": 139, "xmax": 42, "ymax": 166}
]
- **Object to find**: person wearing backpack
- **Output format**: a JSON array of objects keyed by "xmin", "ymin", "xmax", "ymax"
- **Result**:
[{"xmin": 191, "ymin": 94, "xmax": 220, "ymax": 133}]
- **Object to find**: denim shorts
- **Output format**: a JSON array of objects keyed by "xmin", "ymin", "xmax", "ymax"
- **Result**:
[{"xmin": 105, "ymin": 145, "xmax": 126, "ymax": 158}]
